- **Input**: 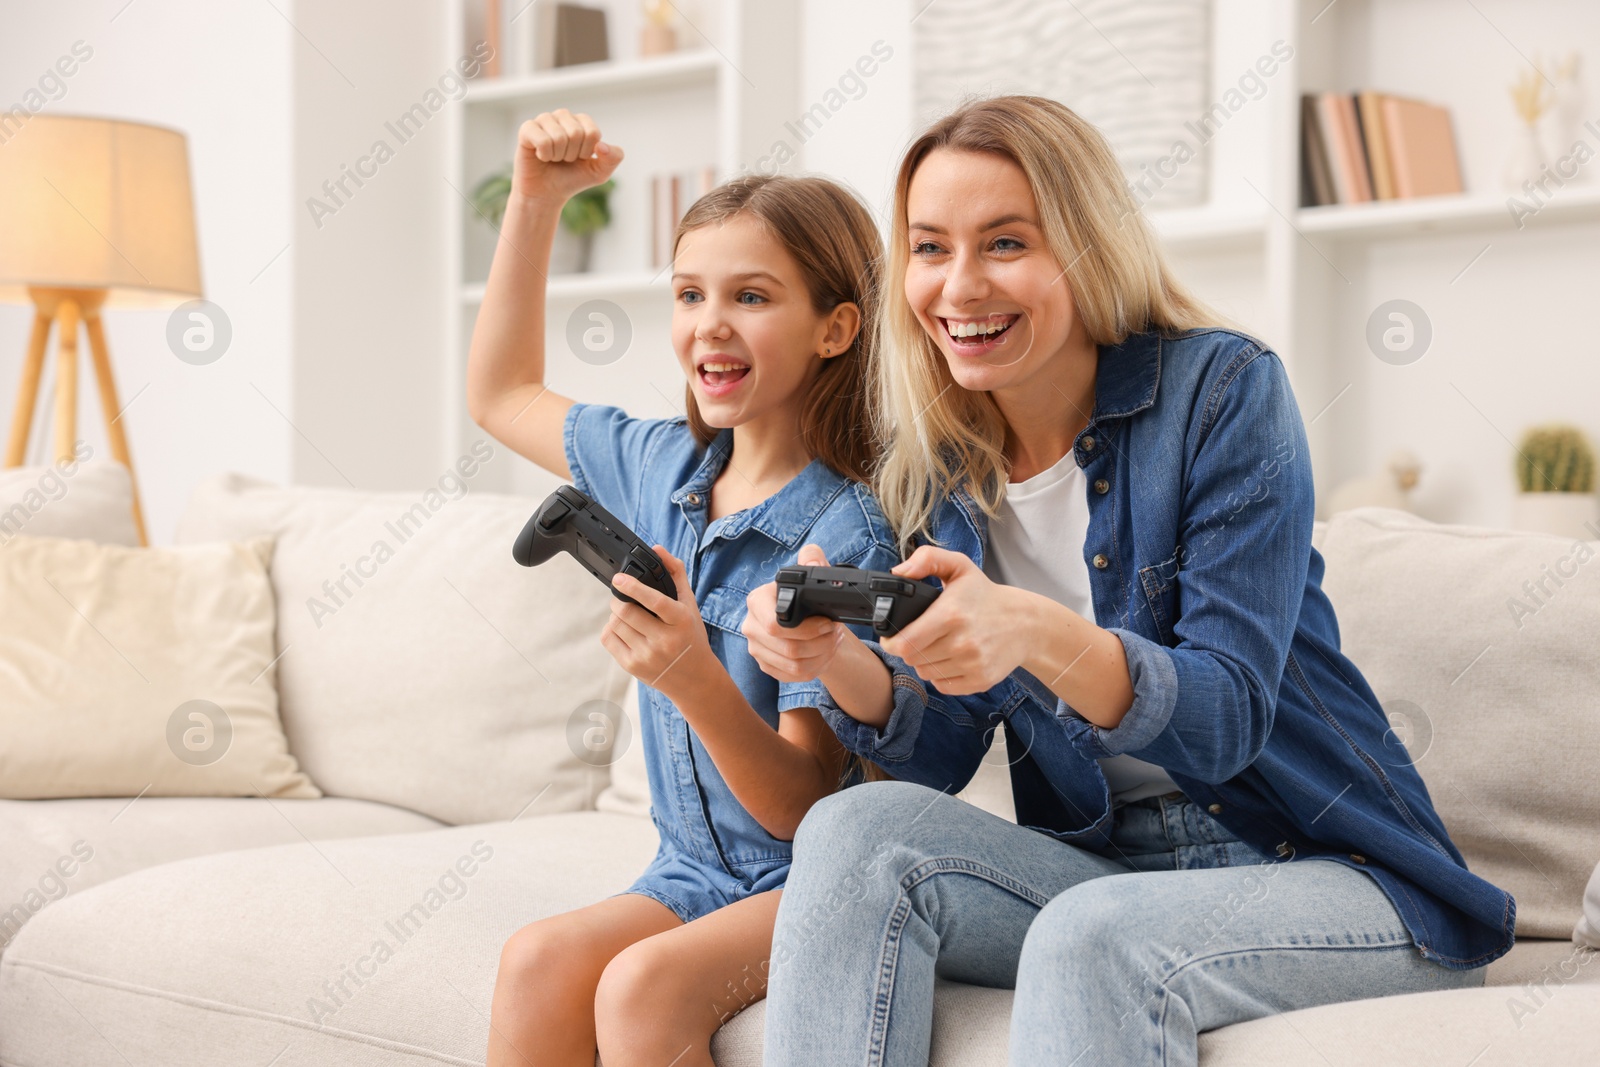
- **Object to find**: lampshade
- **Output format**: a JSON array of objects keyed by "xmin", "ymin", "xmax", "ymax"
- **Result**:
[{"xmin": 0, "ymin": 114, "xmax": 202, "ymax": 309}]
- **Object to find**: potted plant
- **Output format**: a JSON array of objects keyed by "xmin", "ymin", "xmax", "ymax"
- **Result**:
[
  {"xmin": 1511, "ymin": 423, "xmax": 1598, "ymax": 538},
  {"xmin": 470, "ymin": 168, "xmax": 615, "ymax": 274}
]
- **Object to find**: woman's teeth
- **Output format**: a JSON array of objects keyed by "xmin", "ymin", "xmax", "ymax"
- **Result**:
[{"xmin": 946, "ymin": 319, "xmax": 1014, "ymax": 340}]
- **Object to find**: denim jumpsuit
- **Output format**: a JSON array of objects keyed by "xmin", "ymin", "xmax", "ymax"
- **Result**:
[{"xmin": 563, "ymin": 403, "xmax": 901, "ymax": 923}]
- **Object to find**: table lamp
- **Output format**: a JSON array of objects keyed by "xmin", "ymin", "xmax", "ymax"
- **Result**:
[{"xmin": 0, "ymin": 115, "xmax": 204, "ymax": 546}]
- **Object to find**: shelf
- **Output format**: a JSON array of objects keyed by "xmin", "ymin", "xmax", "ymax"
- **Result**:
[
  {"xmin": 460, "ymin": 271, "xmax": 669, "ymax": 305},
  {"xmin": 1148, "ymin": 205, "xmax": 1266, "ymax": 252},
  {"xmin": 464, "ymin": 50, "xmax": 720, "ymax": 106},
  {"xmin": 1295, "ymin": 186, "xmax": 1600, "ymax": 241}
]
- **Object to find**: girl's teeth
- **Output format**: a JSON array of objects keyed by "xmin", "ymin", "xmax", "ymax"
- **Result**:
[{"xmin": 702, "ymin": 362, "xmax": 744, "ymax": 372}]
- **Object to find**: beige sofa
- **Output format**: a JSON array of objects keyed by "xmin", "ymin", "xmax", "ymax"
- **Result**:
[{"xmin": 2, "ymin": 469, "xmax": 1596, "ymax": 1066}]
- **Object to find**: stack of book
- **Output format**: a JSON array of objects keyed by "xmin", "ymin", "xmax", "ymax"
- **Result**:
[{"xmin": 1301, "ymin": 91, "xmax": 1464, "ymax": 207}]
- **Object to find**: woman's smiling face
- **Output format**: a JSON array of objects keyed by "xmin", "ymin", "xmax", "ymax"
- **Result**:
[{"xmin": 904, "ymin": 148, "xmax": 1085, "ymax": 395}]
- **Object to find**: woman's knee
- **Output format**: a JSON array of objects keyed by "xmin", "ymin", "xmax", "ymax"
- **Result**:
[{"xmin": 792, "ymin": 780, "xmax": 946, "ymax": 867}]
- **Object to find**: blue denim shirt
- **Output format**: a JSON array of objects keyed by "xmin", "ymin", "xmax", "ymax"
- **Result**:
[
  {"xmin": 564, "ymin": 404, "xmax": 901, "ymax": 881},
  {"xmin": 819, "ymin": 328, "xmax": 1516, "ymax": 970}
]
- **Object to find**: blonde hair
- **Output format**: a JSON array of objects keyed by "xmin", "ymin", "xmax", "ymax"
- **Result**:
[{"xmin": 873, "ymin": 95, "xmax": 1229, "ymax": 548}]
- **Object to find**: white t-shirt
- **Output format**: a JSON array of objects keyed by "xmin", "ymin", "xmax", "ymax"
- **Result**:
[{"xmin": 983, "ymin": 448, "xmax": 1179, "ymax": 806}]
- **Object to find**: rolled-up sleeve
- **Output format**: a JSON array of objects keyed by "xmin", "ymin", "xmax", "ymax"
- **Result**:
[
  {"xmin": 1055, "ymin": 350, "xmax": 1313, "ymax": 785},
  {"xmin": 816, "ymin": 642, "xmax": 997, "ymax": 793}
]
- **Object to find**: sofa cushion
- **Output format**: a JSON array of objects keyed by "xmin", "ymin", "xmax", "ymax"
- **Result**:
[
  {"xmin": 174, "ymin": 470, "xmax": 633, "ymax": 825},
  {"xmin": 0, "ymin": 535, "xmax": 318, "ymax": 802},
  {"xmin": 0, "ymin": 812, "xmax": 658, "ymax": 1065},
  {"xmin": 1314, "ymin": 507, "xmax": 1600, "ymax": 939},
  {"xmin": 0, "ymin": 457, "xmax": 140, "ymax": 547},
  {"xmin": 0, "ymin": 797, "xmax": 442, "ymax": 956}
]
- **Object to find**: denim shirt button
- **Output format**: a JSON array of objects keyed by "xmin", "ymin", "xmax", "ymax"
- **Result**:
[
  {"xmin": 1091, "ymin": 553, "xmax": 1109, "ymax": 569},
  {"xmin": 1275, "ymin": 841, "xmax": 1293, "ymax": 857},
  {"xmin": 1207, "ymin": 803, "xmax": 1223, "ymax": 815},
  {"xmin": 1350, "ymin": 853, "xmax": 1367, "ymax": 864},
  {"xmin": 1080, "ymin": 435, "xmax": 1096, "ymax": 452},
  {"xmin": 1093, "ymin": 478, "xmax": 1109, "ymax": 494},
  {"xmin": 686, "ymin": 492, "xmax": 701, "ymax": 506}
]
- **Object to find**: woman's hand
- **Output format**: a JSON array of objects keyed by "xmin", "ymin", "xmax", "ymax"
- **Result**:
[
  {"xmin": 513, "ymin": 108, "xmax": 624, "ymax": 205},
  {"xmin": 741, "ymin": 544, "xmax": 845, "ymax": 684},
  {"xmin": 879, "ymin": 546, "xmax": 1038, "ymax": 696},
  {"xmin": 603, "ymin": 547, "xmax": 716, "ymax": 701}
]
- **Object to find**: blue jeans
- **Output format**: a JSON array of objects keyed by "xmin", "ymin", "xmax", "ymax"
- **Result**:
[{"xmin": 764, "ymin": 781, "xmax": 1485, "ymax": 1067}]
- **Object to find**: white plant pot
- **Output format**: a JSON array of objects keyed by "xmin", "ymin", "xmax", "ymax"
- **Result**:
[{"xmin": 1509, "ymin": 492, "xmax": 1600, "ymax": 540}]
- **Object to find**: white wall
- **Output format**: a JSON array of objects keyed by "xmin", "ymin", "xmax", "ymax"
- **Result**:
[
  {"xmin": 289, "ymin": 0, "xmax": 451, "ymax": 493},
  {"xmin": 0, "ymin": 0, "xmax": 293, "ymax": 544},
  {"xmin": 7, "ymin": 1, "xmax": 1594, "ymax": 536}
]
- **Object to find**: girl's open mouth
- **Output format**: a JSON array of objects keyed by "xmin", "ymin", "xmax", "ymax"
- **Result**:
[
  {"xmin": 697, "ymin": 360, "xmax": 751, "ymax": 397},
  {"xmin": 940, "ymin": 315, "xmax": 1020, "ymax": 356}
]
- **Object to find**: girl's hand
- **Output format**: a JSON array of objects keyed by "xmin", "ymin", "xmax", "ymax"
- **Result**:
[
  {"xmin": 879, "ymin": 546, "xmax": 1035, "ymax": 696},
  {"xmin": 603, "ymin": 547, "xmax": 715, "ymax": 701},
  {"xmin": 514, "ymin": 108, "xmax": 624, "ymax": 205},
  {"xmin": 741, "ymin": 544, "xmax": 845, "ymax": 683}
]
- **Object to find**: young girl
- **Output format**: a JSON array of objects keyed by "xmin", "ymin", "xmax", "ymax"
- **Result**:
[
  {"xmin": 744, "ymin": 95, "xmax": 1512, "ymax": 1065},
  {"xmin": 466, "ymin": 109, "xmax": 902, "ymax": 1067}
]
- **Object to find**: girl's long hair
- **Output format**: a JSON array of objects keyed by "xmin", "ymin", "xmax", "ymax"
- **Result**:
[
  {"xmin": 875, "ymin": 95, "xmax": 1229, "ymax": 549},
  {"xmin": 676, "ymin": 174, "xmax": 881, "ymax": 483}
]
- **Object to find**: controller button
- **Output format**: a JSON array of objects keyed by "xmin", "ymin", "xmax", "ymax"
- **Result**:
[
  {"xmin": 869, "ymin": 577, "xmax": 912, "ymax": 595},
  {"xmin": 872, "ymin": 595, "xmax": 895, "ymax": 632},
  {"xmin": 776, "ymin": 568, "xmax": 808, "ymax": 584},
  {"xmin": 775, "ymin": 586, "xmax": 797, "ymax": 617},
  {"xmin": 537, "ymin": 501, "xmax": 573, "ymax": 530}
]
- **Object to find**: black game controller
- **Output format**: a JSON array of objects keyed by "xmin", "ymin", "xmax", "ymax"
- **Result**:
[
  {"xmin": 513, "ymin": 485, "xmax": 677, "ymax": 612},
  {"xmin": 774, "ymin": 565, "xmax": 941, "ymax": 636}
]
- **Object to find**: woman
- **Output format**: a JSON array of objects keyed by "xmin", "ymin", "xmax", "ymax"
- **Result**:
[{"xmin": 741, "ymin": 96, "xmax": 1514, "ymax": 1066}]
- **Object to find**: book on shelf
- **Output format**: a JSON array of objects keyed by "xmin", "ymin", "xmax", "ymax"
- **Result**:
[
  {"xmin": 533, "ymin": 2, "xmax": 610, "ymax": 71},
  {"xmin": 652, "ymin": 167, "xmax": 719, "ymax": 270},
  {"xmin": 463, "ymin": 0, "xmax": 610, "ymax": 78},
  {"xmin": 1301, "ymin": 91, "xmax": 1463, "ymax": 207}
]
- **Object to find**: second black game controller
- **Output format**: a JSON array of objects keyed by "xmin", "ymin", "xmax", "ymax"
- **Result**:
[
  {"xmin": 513, "ymin": 485, "xmax": 677, "ymax": 612},
  {"xmin": 774, "ymin": 564, "xmax": 940, "ymax": 636}
]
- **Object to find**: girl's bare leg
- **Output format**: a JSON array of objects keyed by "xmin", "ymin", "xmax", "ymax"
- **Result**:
[
  {"xmin": 488, "ymin": 893, "xmax": 681, "ymax": 1067},
  {"xmin": 594, "ymin": 889, "xmax": 782, "ymax": 1067}
]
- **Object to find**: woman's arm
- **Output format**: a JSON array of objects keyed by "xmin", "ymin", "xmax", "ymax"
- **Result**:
[
  {"xmin": 881, "ymin": 550, "xmax": 1133, "ymax": 726},
  {"xmin": 741, "ymin": 545, "xmax": 995, "ymax": 793},
  {"xmin": 607, "ymin": 548, "xmax": 846, "ymax": 841},
  {"xmin": 465, "ymin": 109, "xmax": 622, "ymax": 476},
  {"xmin": 886, "ymin": 351, "xmax": 1313, "ymax": 785}
]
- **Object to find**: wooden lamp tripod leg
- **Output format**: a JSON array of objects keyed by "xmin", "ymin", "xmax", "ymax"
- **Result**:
[
  {"xmin": 51, "ymin": 298, "xmax": 80, "ymax": 468},
  {"xmin": 4, "ymin": 310, "xmax": 52, "ymax": 467},
  {"xmin": 83, "ymin": 307, "xmax": 148, "ymax": 546}
]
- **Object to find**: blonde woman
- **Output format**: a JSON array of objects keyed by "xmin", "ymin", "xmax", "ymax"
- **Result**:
[{"xmin": 742, "ymin": 96, "xmax": 1511, "ymax": 1065}]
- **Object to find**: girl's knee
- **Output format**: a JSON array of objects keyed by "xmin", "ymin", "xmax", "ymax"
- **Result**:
[
  {"xmin": 496, "ymin": 916, "xmax": 585, "ymax": 989},
  {"xmin": 594, "ymin": 939, "xmax": 710, "ymax": 1046}
]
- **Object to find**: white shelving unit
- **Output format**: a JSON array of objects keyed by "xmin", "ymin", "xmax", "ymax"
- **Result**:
[
  {"xmin": 443, "ymin": 0, "xmax": 800, "ymax": 495},
  {"xmin": 1090, "ymin": 0, "xmax": 1600, "ymax": 524},
  {"xmin": 443, "ymin": 0, "xmax": 1600, "ymax": 527}
]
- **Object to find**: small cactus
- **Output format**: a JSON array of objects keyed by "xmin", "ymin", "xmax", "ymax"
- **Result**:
[{"xmin": 1515, "ymin": 424, "xmax": 1596, "ymax": 493}]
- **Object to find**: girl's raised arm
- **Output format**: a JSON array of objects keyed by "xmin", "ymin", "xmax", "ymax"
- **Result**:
[{"xmin": 466, "ymin": 109, "xmax": 624, "ymax": 477}]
